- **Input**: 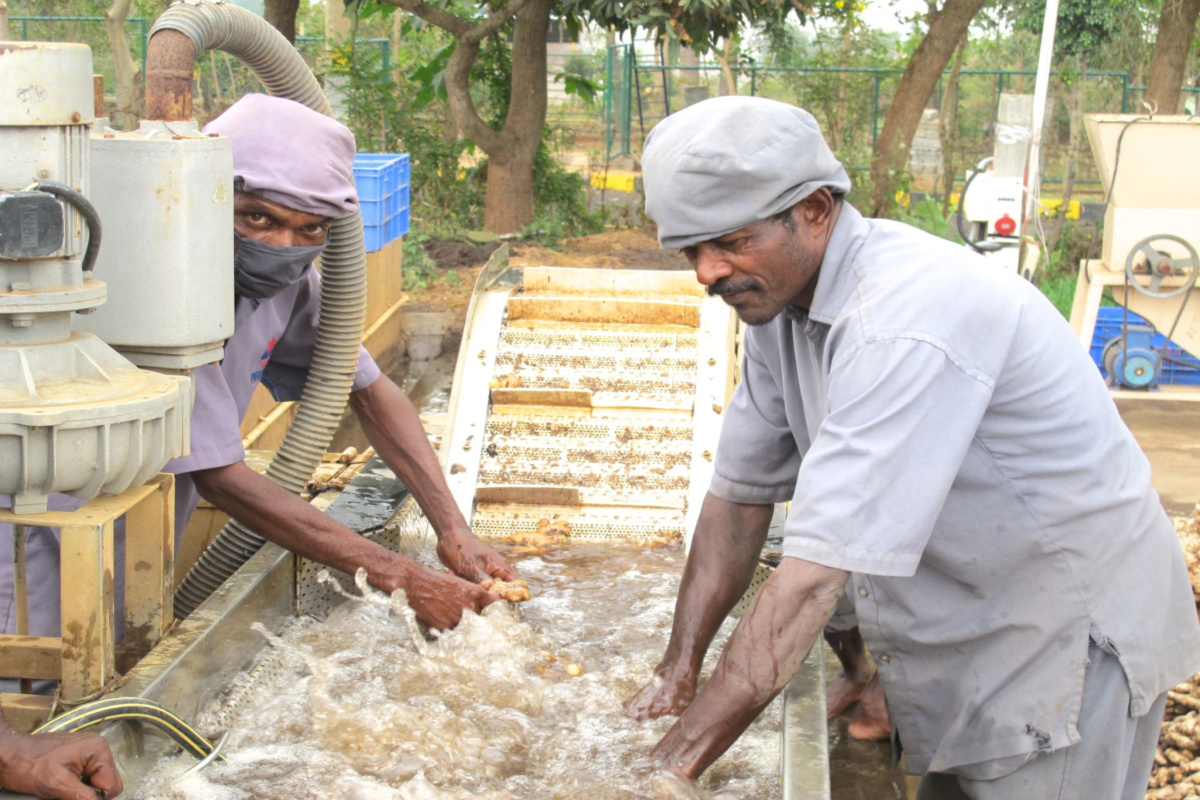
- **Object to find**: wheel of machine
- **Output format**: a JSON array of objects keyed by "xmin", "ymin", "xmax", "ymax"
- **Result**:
[
  {"xmin": 1124, "ymin": 234, "xmax": 1200, "ymax": 299},
  {"xmin": 1102, "ymin": 336, "xmax": 1124, "ymax": 379},
  {"xmin": 1103, "ymin": 335, "xmax": 1159, "ymax": 389}
]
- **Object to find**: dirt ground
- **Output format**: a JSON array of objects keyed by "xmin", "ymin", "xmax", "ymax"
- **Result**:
[
  {"xmin": 420, "ymin": 227, "xmax": 687, "ymax": 295},
  {"xmin": 407, "ymin": 227, "xmax": 688, "ymax": 335}
]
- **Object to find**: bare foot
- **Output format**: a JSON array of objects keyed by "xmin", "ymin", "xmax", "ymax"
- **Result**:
[
  {"xmin": 826, "ymin": 671, "xmax": 871, "ymax": 718},
  {"xmin": 847, "ymin": 672, "xmax": 891, "ymax": 740}
]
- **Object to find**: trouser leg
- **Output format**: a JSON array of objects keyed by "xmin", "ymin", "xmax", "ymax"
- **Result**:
[
  {"xmin": 919, "ymin": 640, "xmax": 1166, "ymax": 800},
  {"xmin": 916, "ymin": 772, "xmax": 970, "ymax": 800}
]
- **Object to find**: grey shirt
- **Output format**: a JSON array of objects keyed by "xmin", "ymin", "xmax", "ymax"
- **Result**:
[{"xmin": 710, "ymin": 203, "xmax": 1200, "ymax": 776}]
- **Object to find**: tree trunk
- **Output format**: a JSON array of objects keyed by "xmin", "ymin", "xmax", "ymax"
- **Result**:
[
  {"xmin": 868, "ymin": 0, "xmax": 988, "ymax": 216},
  {"xmin": 939, "ymin": 36, "xmax": 966, "ymax": 217},
  {"xmin": 717, "ymin": 34, "xmax": 737, "ymax": 96},
  {"xmin": 104, "ymin": 0, "xmax": 141, "ymax": 129},
  {"xmin": 485, "ymin": 151, "xmax": 537, "ymax": 233},
  {"xmin": 381, "ymin": 0, "xmax": 541, "ymax": 232},
  {"xmin": 1045, "ymin": 66, "xmax": 1083, "ymax": 265},
  {"xmin": 482, "ymin": 0, "xmax": 553, "ymax": 233},
  {"xmin": 265, "ymin": 0, "xmax": 302, "ymax": 43},
  {"xmin": 1145, "ymin": 0, "xmax": 1200, "ymax": 114}
]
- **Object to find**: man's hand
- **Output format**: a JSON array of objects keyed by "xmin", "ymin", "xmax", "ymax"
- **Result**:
[
  {"xmin": 374, "ymin": 560, "xmax": 498, "ymax": 632},
  {"xmin": 624, "ymin": 661, "xmax": 698, "ymax": 721},
  {"xmin": 643, "ymin": 558, "xmax": 848, "ymax": 781},
  {"xmin": 0, "ymin": 725, "xmax": 123, "ymax": 800},
  {"xmin": 625, "ymin": 496, "xmax": 773, "ymax": 723},
  {"xmin": 436, "ymin": 527, "xmax": 518, "ymax": 584}
]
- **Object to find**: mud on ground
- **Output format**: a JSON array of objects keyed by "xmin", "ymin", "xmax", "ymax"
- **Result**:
[{"xmin": 414, "ymin": 227, "xmax": 691, "ymax": 319}]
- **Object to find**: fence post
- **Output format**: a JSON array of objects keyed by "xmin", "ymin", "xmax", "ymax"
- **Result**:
[
  {"xmin": 604, "ymin": 44, "xmax": 613, "ymax": 161},
  {"xmin": 750, "ymin": 68, "xmax": 756, "ymax": 97},
  {"xmin": 1121, "ymin": 72, "xmax": 1129, "ymax": 113},
  {"xmin": 872, "ymin": 74, "xmax": 880, "ymax": 151},
  {"xmin": 139, "ymin": 18, "xmax": 146, "ymax": 85},
  {"xmin": 628, "ymin": 45, "xmax": 638, "ymax": 154}
]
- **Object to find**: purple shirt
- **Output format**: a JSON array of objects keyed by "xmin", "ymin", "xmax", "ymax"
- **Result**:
[
  {"xmin": 166, "ymin": 267, "xmax": 380, "ymax": 541},
  {"xmin": 0, "ymin": 266, "xmax": 380, "ymax": 640}
]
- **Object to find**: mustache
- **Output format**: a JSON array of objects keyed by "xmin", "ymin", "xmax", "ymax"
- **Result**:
[{"xmin": 707, "ymin": 277, "xmax": 761, "ymax": 297}]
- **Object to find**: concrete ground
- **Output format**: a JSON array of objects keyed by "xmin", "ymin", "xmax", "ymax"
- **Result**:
[{"xmin": 1117, "ymin": 394, "xmax": 1200, "ymax": 516}]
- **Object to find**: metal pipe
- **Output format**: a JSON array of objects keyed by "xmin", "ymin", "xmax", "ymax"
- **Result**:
[
  {"xmin": 139, "ymin": 0, "xmax": 367, "ymax": 619},
  {"xmin": 1022, "ymin": 0, "xmax": 1060, "ymax": 276},
  {"xmin": 13, "ymin": 524, "xmax": 29, "ymax": 695}
]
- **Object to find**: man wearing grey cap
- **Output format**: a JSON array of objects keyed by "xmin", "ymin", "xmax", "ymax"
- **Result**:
[{"xmin": 626, "ymin": 96, "xmax": 1200, "ymax": 798}]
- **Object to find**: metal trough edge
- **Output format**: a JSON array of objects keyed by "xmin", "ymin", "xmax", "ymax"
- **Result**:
[
  {"xmin": 782, "ymin": 644, "xmax": 832, "ymax": 799},
  {"xmin": 0, "ymin": 543, "xmax": 295, "ymax": 799}
]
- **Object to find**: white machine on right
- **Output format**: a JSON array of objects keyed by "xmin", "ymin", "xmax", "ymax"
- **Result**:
[{"xmin": 1069, "ymin": 114, "xmax": 1200, "ymax": 394}]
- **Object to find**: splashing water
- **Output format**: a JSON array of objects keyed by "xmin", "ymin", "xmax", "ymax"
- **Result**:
[{"xmin": 136, "ymin": 545, "xmax": 782, "ymax": 799}]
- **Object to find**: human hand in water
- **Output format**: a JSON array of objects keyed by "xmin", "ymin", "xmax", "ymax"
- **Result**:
[
  {"xmin": 631, "ymin": 758, "xmax": 703, "ymax": 799},
  {"xmin": 624, "ymin": 660, "xmax": 698, "ymax": 721},
  {"xmin": 437, "ymin": 526, "xmax": 519, "ymax": 585},
  {"xmin": 0, "ymin": 721, "xmax": 123, "ymax": 800},
  {"xmin": 383, "ymin": 561, "xmax": 498, "ymax": 632}
]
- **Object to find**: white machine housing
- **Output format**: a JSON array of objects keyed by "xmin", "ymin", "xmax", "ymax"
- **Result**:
[
  {"xmin": 1086, "ymin": 115, "xmax": 1200, "ymax": 274},
  {"xmin": 961, "ymin": 173, "xmax": 1024, "ymax": 240},
  {"xmin": 0, "ymin": 43, "xmax": 192, "ymax": 513},
  {"xmin": 82, "ymin": 122, "xmax": 235, "ymax": 370}
]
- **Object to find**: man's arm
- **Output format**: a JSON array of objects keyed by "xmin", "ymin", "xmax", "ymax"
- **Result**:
[
  {"xmin": 191, "ymin": 462, "xmax": 494, "ymax": 631},
  {"xmin": 350, "ymin": 376, "xmax": 517, "ymax": 584},
  {"xmin": 644, "ymin": 557, "xmax": 848, "ymax": 780},
  {"xmin": 0, "ymin": 712, "xmax": 123, "ymax": 800},
  {"xmin": 625, "ymin": 493, "xmax": 775, "ymax": 720}
]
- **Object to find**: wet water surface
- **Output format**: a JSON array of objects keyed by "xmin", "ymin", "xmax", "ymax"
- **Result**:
[{"xmin": 137, "ymin": 544, "xmax": 783, "ymax": 799}]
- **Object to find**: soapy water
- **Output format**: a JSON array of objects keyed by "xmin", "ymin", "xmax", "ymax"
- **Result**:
[{"xmin": 136, "ymin": 545, "xmax": 782, "ymax": 799}]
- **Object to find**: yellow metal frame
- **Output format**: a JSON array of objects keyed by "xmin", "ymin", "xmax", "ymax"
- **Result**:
[{"xmin": 0, "ymin": 475, "xmax": 174, "ymax": 730}]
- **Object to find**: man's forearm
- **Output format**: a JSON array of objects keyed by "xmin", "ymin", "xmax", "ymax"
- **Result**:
[
  {"xmin": 662, "ymin": 493, "xmax": 775, "ymax": 675},
  {"xmin": 650, "ymin": 557, "xmax": 848, "ymax": 779},
  {"xmin": 351, "ymin": 377, "xmax": 467, "ymax": 539},
  {"xmin": 192, "ymin": 461, "xmax": 417, "ymax": 591}
]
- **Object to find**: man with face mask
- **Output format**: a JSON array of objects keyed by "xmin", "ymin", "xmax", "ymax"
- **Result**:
[
  {"xmin": 0, "ymin": 94, "xmax": 515, "ymax": 799},
  {"xmin": 168, "ymin": 94, "xmax": 515, "ymax": 628}
]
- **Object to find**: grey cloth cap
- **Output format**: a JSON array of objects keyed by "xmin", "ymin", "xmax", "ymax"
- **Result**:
[{"xmin": 642, "ymin": 96, "xmax": 851, "ymax": 249}]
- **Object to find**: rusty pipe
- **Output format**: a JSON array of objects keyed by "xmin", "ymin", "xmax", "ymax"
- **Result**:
[{"xmin": 144, "ymin": 28, "xmax": 196, "ymax": 121}]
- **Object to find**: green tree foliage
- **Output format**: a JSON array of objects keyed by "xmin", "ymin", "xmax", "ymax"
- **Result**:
[{"xmin": 1013, "ymin": 0, "xmax": 1122, "ymax": 59}]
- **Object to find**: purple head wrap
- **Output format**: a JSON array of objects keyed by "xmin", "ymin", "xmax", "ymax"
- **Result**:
[{"xmin": 204, "ymin": 94, "xmax": 358, "ymax": 217}]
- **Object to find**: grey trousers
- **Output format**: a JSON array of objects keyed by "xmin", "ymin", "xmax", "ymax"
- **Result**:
[{"xmin": 915, "ymin": 640, "xmax": 1167, "ymax": 800}]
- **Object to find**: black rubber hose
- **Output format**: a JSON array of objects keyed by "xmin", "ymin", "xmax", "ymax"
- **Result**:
[
  {"xmin": 35, "ymin": 180, "xmax": 102, "ymax": 274},
  {"xmin": 34, "ymin": 697, "xmax": 225, "ymax": 763},
  {"xmin": 955, "ymin": 161, "xmax": 1002, "ymax": 254}
]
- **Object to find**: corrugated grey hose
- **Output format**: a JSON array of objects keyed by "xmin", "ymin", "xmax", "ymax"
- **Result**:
[{"xmin": 158, "ymin": 1, "xmax": 368, "ymax": 619}]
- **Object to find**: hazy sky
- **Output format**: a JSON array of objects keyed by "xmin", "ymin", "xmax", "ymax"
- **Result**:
[{"xmin": 858, "ymin": 0, "xmax": 928, "ymax": 34}]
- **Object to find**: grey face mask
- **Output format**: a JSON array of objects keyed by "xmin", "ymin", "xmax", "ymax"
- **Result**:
[{"xmin": 233, "ymin": 233, "xmax": 326, "ymax": 300}]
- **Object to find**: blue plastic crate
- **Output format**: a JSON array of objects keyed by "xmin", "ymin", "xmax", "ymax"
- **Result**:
[
  {"xmin": 352, "ymin": 156, "xmax": 392, "ymax": 200},
  {"xmin": 359, "ymin": 194, "xmax": 394, "ymax": 227},
  {"xmin": 363, "ymin": 222, "xmax": 386, "ymax": 253},
  {"xmin": 385, "ymin": 190, "xmax": 402, "ymax": 220},
  {"xmin": 353, "ymin": 153, "xmax": 406, "ymax": 201},
  {"xmin": 392, "ymin": 206, "xmax": 410, "ymax": 239},
  {"xmin": 396, "ymin": 155, "xmax": 410, "ymax": 189},
  {"xmin": 1089, "ymin": 306, "xmax": 1200, "ymax": 385}
]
